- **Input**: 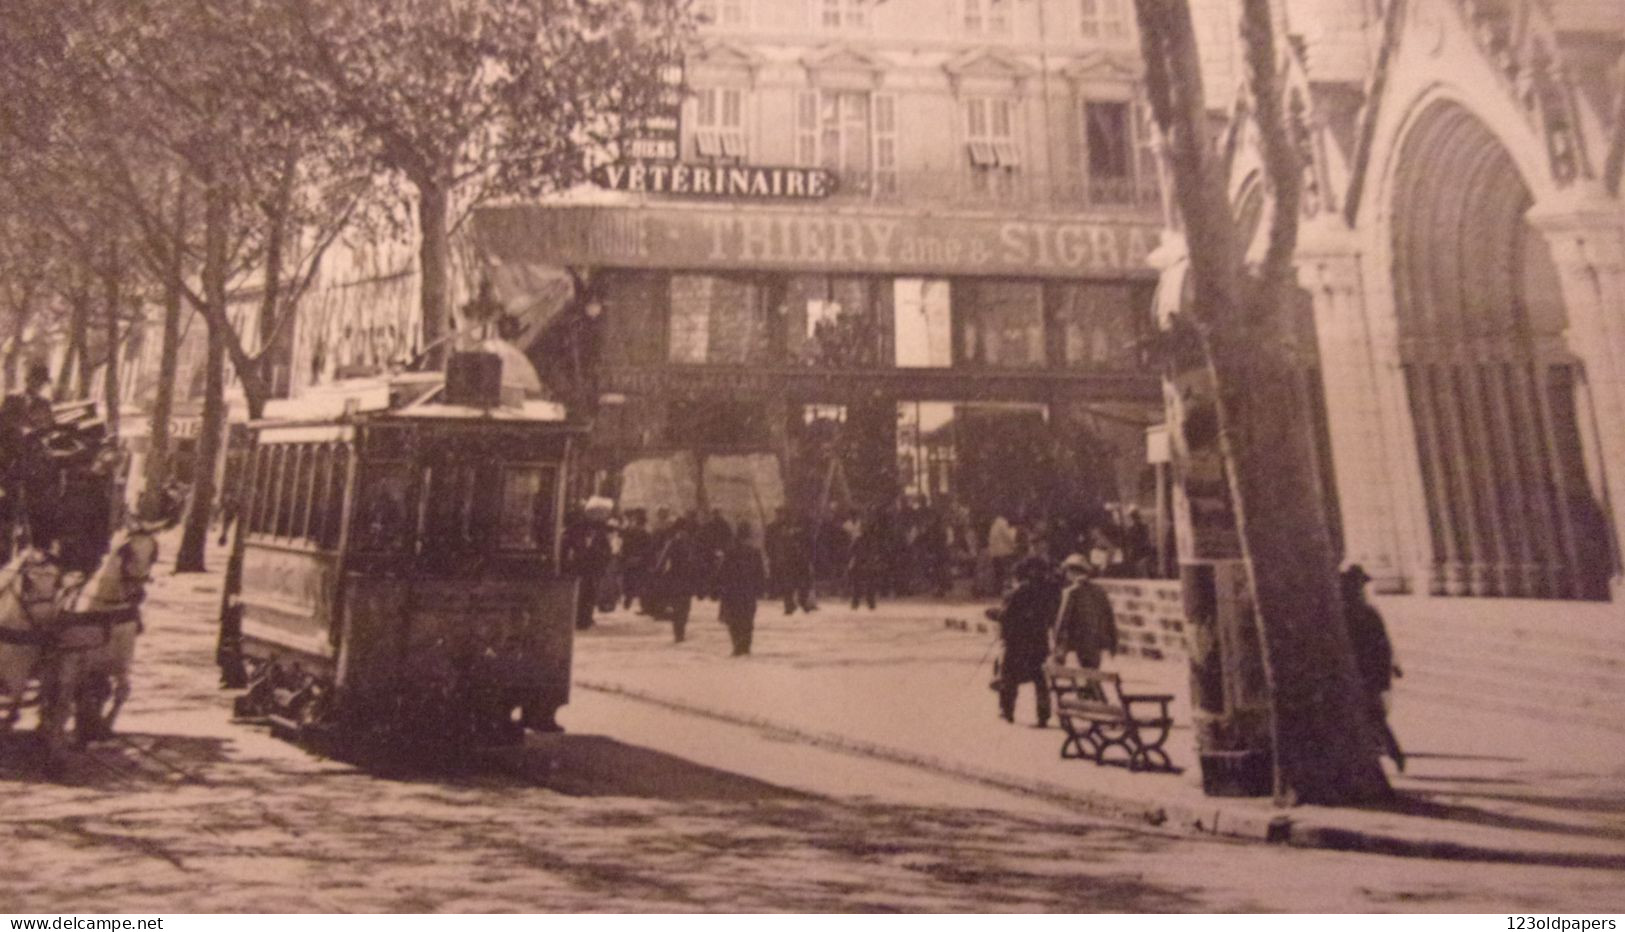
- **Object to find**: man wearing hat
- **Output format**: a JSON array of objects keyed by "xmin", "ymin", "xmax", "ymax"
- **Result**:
[
  {"xmin": 1052, "ymin": 553, "xmax": 1118, "ymax": 669},
  {"xmin": 1341, "ymin": 564, "xmax": 1405, "ymax": 771},
  {"xmin": 562, "ymin": 498, "xmax": 614, "ymax": 631},
  {"xmin": 987, "ymin": 555, "xmax": 1062, "ymax": 726}
]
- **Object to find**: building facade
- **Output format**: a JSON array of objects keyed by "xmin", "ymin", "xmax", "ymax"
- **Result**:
[
  {"xmin": 476, "ymin": 0, "xmax": 1169, "ymax": 534},
  {"xmin": 1181, "ymin": 0, "xmax": 1625, "ymax": 602}
]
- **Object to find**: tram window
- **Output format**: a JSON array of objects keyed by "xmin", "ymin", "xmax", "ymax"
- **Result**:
[
  {"xmin": 294, "ymin": 445, "xmax": 317, "ymax": 541},
  {"xmin": 497, "ymin": 467, "xmax": 547, "ymax": 550},
  {"xmin": 355, "ymin": 463, "xmax": 413, "ymax": 551},
  {"xmin": 276, "ymin": 446, "xmax": 300, "ymax": 538},
  {"xmin": 320, "ymin": 446, "xmax": 349, "ymax": 550},
  {"xmin": 423, "ymin": 462, "xmax": 493, "ymax": 552},
  {"xmin": 257, "ymin": 446, "xmax": 285, "ymax": 536},
  {"xmin": 245, "ymin": 446, "xmax": 266, "ymax": 535},
  {"xmin": 308, "ymin": 445, "xmax": 332, "ymax": 546}
]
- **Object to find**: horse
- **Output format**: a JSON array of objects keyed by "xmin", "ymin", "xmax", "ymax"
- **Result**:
[
  {"xmin": 0, "ymin": 549, "xmax": 66, "ymax": 736},
  {"xmin": 35, "ymin": 527, "xmax": 160, "ymax": 757}
]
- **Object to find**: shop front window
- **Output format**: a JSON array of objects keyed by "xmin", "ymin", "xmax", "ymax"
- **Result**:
[
  {"xmin": 893, "ymin": 278, "xmax": 952, "ymax": 367},
  {"xmin": 1052, "ymin": 281, "xmax": 1148, "ymax": 369},
  {"xmin": 668, "ymin": 274, "xmax": 773, "ymax": 365},
  {"xmin": 789, "ymin": 276, "xmax": 886, "ymax": 367},
  {"xmin": 957, "ymin": 280, "xmax": 1045, "ymax": 368}
]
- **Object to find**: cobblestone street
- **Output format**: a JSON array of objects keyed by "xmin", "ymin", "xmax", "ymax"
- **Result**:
[{"xmin": 2, "ymin": 556, "xmax": 1622, "ymax": 913}]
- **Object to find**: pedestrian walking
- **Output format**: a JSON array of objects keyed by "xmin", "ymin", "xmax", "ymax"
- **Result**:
[
  {"xmin": 847, "ymin": 514, "xmax": 884, "ymax": 610},
  {"xmin": 1052, "ymin": 553, "xmax": 1118, "ymax": 669},
  {"xmin": 562, "ymin": 499, "xmax": 614, "ymax": 631},
  {"xmin": 652, "ymin": 514, "xmax": 699, "ymax": 642},
  {"xmin": 775, "ymin": 510, "xmax": 817, "ymax": 615},
  {"xmin": 1341, "ymin": 564, "xmax": 1406, "ymax": 772},
  {"xmin": 718, "ymin": 522, "xmax": 766, "ymax": 656},
  {"xmin": 987, "ymin": 555, "xmax": 1061, "ymax": 726},
  {"xmin": 698, "ymin": 508, "xmax": 732, "ymax": 600},
  {"xmin": 987, "ymin": 512, "xmax": 1018, "ymax": 594},
  {"xmin": 619, "ymin": 509, "xmax": 652, "ymax": 612}
]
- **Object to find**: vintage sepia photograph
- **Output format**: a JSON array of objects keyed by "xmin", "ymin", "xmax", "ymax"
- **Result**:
[{"xmin": 0, "ymin": 0, "xmax": 1622, "ymax": 915}]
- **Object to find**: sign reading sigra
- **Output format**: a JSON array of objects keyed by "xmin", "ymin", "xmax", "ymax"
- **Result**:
[{"xmin": 591, "ymin": 160, "xmax": 838, "ymax": 200}]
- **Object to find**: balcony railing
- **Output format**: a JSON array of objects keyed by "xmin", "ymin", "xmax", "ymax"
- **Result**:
[
  {"xmin": 826, "ymin": 170, "xmax": 1163, "ymax": 215},
  {"xmin": 599, "ymin": 167, "xmax": 1162, "ymax": 216}
]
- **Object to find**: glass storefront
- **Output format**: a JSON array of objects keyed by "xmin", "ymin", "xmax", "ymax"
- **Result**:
[{"xmin": 646, "ymin": 270, "xmax": 1147, "ymax": 372}]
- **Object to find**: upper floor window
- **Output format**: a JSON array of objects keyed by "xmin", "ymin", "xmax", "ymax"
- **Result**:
[
  {"xmin": 697, "ymin": 0, "xmax": 748, "ymax": 27},
  {"xmin": 1080, "ymin": 0, "xmax": 1128, "ymax": 39},
  {"xmin": 964, "ymin": 0, "xmax": 1011, "ymax": 34},
  {"xmin": 821, "ymin": 0, "xmax": 870, "ymax": 29},
  {"xmin": 964, "ymin": 96, "xmax": 1021, "ymax": 173},
  {"xmin": 692, "ymin": 87, "xmax": 747, "ymax": 161},
  {"xmin": 1080, "ymin": 98, "xmax": 1155, "ymax": 203},
  {"xmin": 796, "ymin": 90, "xmax": 897, "ymax": 194}
]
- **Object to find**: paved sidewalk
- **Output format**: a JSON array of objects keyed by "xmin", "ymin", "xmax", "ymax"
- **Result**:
[{"xmin": 570, "ymin": 595, "xmax": 1625, "ymax": 868}]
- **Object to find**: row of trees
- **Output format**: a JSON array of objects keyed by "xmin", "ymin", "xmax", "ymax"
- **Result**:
[{"xmin": 0, "ymin": 0, "xmax": 693, "ymax": 571}]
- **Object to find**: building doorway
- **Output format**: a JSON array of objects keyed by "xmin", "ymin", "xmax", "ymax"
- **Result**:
[{"xmin": 1390, "ymin": 100, "xmax": 1612, "ymax": 599}]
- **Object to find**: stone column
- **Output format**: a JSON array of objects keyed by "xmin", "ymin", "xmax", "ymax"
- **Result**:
[
  {"xmin": 1529, "ymin": 189, "xmax": 1625, "ymax": 603},
  {"xmin": 1297, "ymin": 222, "xmax": 1416, "ymax": 592}
]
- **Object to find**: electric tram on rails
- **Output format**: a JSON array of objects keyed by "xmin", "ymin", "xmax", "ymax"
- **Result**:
[{"xmin": 222, "ymin": 343, "xmax": 584, "ymax": 748}]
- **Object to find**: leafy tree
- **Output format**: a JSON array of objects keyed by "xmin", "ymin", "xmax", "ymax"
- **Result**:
[
  {"xmin": 276, "ymin": 0, "xmax": 696, "ymax": 366},
  {"xmin": 1131, "ymin": 0, "xmax": 1391, "ymax": 803}
]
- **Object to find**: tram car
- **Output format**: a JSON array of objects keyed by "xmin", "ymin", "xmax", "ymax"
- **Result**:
[{"xmin": 225, "ymin": 343, "xmax": 583, "ymax": 748}]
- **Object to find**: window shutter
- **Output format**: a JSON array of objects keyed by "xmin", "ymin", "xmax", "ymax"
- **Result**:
[
  {"xmin": 797, "ymin": 91, "xmax": 819, "ymax": 166},
  {"xmin": 1133, "ymin": 99, "xmax": 1158, "ymax": 201},
  {"xmin": 874, "ymin": 93, "xmax": 898, "ymax": 195}
]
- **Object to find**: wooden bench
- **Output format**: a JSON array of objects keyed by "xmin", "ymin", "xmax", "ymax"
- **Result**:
[{"xmin": 1044, "ymin": 663, "xmax": 1177, "ymax": 773}]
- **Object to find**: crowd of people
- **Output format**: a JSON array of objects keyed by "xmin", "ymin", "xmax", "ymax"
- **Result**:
[
  {"xmin": 559, "ymin": 495, "xmax": 1161, "ymax": 653},
  {"xmin": 561, "ymin": 492, "xmax": 1404, "ymax": 772}
]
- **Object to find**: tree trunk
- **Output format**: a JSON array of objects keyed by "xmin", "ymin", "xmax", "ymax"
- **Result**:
[
  {"xmin": 3, "ymin": 303, "xmax": 31, "ymax": 391},
  {"xmin": 176, "ymin": 176, "xmax": 229, "ymax": 574},
  {"xmin": 67, "ymin": 285, "xmax": 92, "ymax": 400},
  {"xmin": 257, "ymin": 147, "xmax": 296, "ymax": 400},
  {"xmin": 102, "ymin": 243, "xmax": 121, "ymax": 438},
  {"xmin": 417, "ymin": 179, "xmax": 451, "ymax": 369},
  {"xmin": 143, "ymin": 184, "xmax": 187, "ymax": 502},
  {"xmin": 1133, "ymin": 0, "xmax": 1391, "ymax": 805}
]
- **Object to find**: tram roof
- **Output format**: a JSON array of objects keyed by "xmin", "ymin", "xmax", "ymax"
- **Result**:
[{"xmin": 256, "ymin": 371, "xmax": 568, "ymax": 428}]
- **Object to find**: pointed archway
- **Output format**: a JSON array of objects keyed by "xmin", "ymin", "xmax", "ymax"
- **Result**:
[{"xmin": 1390, "ymin": 100, "xmax": 1612, "ymax": 599}]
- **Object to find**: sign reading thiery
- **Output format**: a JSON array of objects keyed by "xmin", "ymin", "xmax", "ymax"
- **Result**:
[
  {"xmin": 476, "ymin": 205, "xmax": 1159, "ymax": 279},
  {"xmin": 591, "ymin": 160, "xmax": 838, "ymax": 200}
]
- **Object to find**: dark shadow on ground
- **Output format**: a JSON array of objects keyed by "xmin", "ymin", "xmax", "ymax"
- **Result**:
[
  {"xmin": 257, "ymin": 724, "xmax": 812, "ymax": 803},
  {"xmin": 1404, "ymin": 752, "xmax": 1525, "ymax": 763},
  {"xmin": 493, "ymin": 733, "xmax": 815, "ymax": 802},
  {"xmin": 1366, "ymin": 790, "xmax": 1625, "ymax": 851},
  {"xmin": 0, "ymin": 731, "xmax": 229, "ymax": 788}
]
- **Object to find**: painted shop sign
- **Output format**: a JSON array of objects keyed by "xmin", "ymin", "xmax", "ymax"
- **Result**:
[
  {"xmin": 590, "ymin": 160, "xmax": 838, "ymax": 200},
  {"xmin": 477, "ymin": 205, "xmax": 1158, "ymax": 279},
  {"xmin": 624, "ymin": 62, "xmax": 684, "ymax": 162}
]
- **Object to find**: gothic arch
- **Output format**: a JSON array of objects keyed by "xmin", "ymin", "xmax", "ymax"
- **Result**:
[{"xmin": 1386, "ymin": 98, "xmax": 1611, "ymax": 599}]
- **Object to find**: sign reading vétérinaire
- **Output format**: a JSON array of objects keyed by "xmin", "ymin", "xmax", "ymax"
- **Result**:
[{"xmin": 591, "ymin": 160, "xmax": 838, "ymax": 200}]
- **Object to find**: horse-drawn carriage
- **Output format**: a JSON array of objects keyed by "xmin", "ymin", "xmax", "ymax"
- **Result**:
[
  {"xmin": 222, "ymin": 344, "xmax": 584, "ymax": 753},
  {"xmin": 0, "ymin": 396, "xmax": 181, "ymax": 764}
]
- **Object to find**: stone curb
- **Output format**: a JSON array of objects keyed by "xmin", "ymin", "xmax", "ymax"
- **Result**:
[{"xmin": 577, "ymin": 678, "xmax": 1625, "ymax": 870}]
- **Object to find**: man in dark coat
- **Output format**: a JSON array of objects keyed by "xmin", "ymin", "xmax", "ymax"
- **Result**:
[
  {"xmin": 652, "ymin": 514, "xmax": 699, "ymax": 642},
  {"xmin": 847, "ymin": 514, "xmax": 885, "ymax": 610},
  {"xmin": 698, "ymin": 508, "xmax": 732, "ymax": 600},
  {"xmin": 1051, "ymin": 553, "xmax": 1118, "ymax": 668},
  {"xmin": 774, "ymin": 510, "xmax": 816, "ymax": 615},
  {"xmin": 0, "ymin": 362, "xmax": 54, "ymax": 561},
  {"xmin": 717, "ymin": 522, "xmax": 766, "ymax": 656},
  {"xmin": 619, "ymin": 509, "xmax": 651, "ymax": 612},
  {"xmin": 562, "ymin": 504, "xmax": 613, "ymax": 631},
  {"xmin": 987, "ymin": 555, "xmax": 1061, "ymax": 725},
  {"xmin": 1342, "ymin": 564, "xmax": 1405, "ymax": 771}
]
